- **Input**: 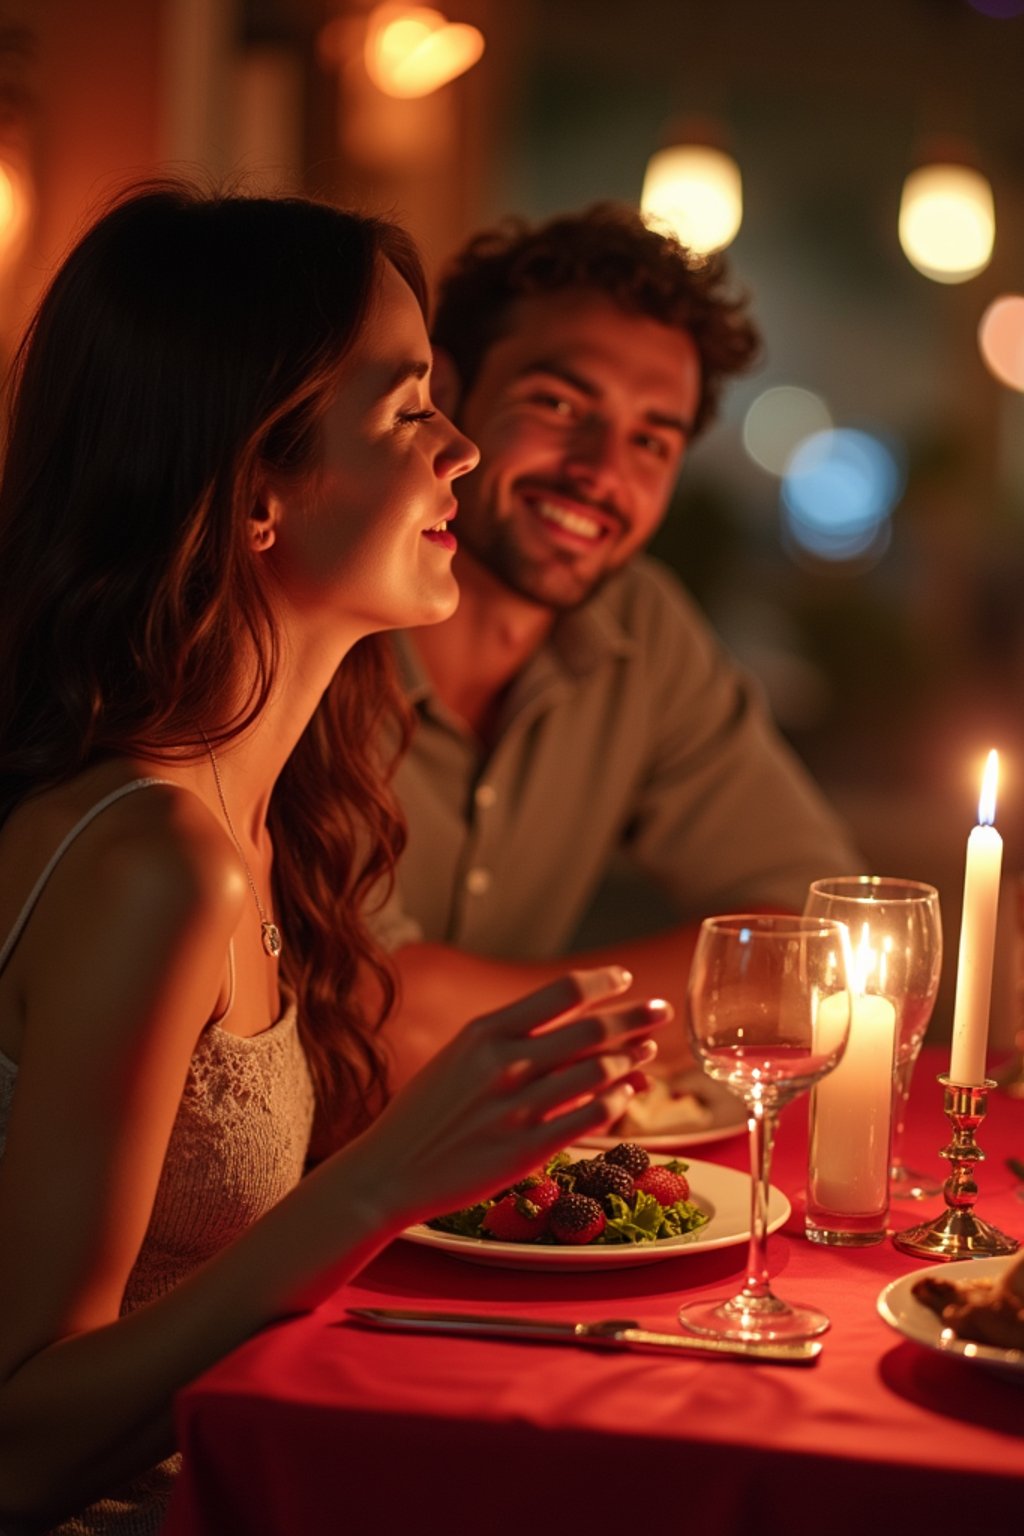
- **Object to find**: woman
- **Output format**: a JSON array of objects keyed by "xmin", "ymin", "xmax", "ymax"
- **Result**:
[{"xmin": 0, "ymin": 184, "xmax": 666, "ymax": 1533}]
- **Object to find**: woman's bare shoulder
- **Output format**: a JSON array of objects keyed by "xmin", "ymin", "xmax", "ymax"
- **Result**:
[{"xmin": 4, "ymin": 769, "xmax": 247, "ymax": 974}]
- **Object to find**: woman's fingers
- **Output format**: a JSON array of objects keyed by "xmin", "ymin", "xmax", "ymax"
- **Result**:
[
  {"xmin": 509, "ymin": 1039, "xmax": 656, "ymax": 1122},
  {"xmin": 492, "ymin": 998, "xmax": 672, "ymax": 1091},
  {"xmin": 476, "ymin": 966, "xmax": 633, "ymax": 1041},
  {"xmin": 528, "ymin": 1078, "xmax": 641, "ymax": 1154}
]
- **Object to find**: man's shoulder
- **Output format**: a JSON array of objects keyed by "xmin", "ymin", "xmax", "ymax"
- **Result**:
[{"xmin": 595, "ymin": 555, "xmax": 717, "ymax": 649}]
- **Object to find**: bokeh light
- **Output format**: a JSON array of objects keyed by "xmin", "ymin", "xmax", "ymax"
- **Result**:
[
  {"xmin": 978, "ymin": 295, "xmax": 1024, "ymax": 391},
  {"xmin": 966, "ymin": 0, "xmax": 1024, "ymax": 16},
  {"xmin": 0, "ymin": 162, "xmax": 28, "ymax": 259},
  {"xmin": 781, "ymin": 429, "xmax": 904, "ymax": 564},
  {"xmin": 743, "ymin": 386, "xmax": 833, "ymax": 476},
  {"xmin": 640, "ymin": 145, "xmax": 742, "ymax": 256},
  {"xmin": 898, "ymin": 163, "xmax": 995, "ymax": 283},
  {"xmin": 364, "ymin": 5, "xmax": 484, "ymax": 98}
]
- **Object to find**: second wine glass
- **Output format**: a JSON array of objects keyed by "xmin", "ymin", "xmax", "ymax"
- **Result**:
[{"xmin": 804, "ymin": 877, "xmax": 943, "ymax": 1199}]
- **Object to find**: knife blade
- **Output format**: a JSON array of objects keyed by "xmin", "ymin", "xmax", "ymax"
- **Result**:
[{"xmin": 343, "ymin": 1307, "xmax": 822, "ymax": 1364}]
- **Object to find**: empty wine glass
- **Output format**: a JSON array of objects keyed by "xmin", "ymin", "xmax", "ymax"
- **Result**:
[
  {"xmin": 993, "ymin": 872, "xmax": 1024, "ymax": 1098},
  {"xmin": 805, "ymin": 877, "xmax": 942, "ymax": 1199},
  {"xmin": 679, "ymin": 914, "xmax": 853, "ymax": 1343}
]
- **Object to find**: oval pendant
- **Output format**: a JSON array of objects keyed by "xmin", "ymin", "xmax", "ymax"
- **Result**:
[{"xmin": 261, "ymin": 921, "xmax": 283, "ymax": 958}]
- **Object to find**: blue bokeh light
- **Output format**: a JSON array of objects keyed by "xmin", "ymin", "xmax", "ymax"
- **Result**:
[{"xmin": 781, "ymin": 429, "xmax": 904, "ymax": 563}]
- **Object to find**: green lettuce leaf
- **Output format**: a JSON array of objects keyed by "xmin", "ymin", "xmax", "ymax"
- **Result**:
[
  {"xmin": 598, "ymin": 1189, "xmax": 665, "ymax": 1244},
  {"xmin": 427, "ymin": 1202, "xmax": 492, "ymax": 1238},
  {"xmin": 659, "ymin": 1199, "xmax": 710, "ymax": 1237}
]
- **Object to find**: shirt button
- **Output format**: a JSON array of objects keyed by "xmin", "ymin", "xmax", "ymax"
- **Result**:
[
  {"xmin": 474, "ymin": 783, "xmax": 497, "ymax": 810},
  {"xmin": 465, "ymin": 867, "xmax": 492, "ymax": 896}
]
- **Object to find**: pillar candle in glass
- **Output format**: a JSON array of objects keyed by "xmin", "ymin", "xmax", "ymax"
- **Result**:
[{"xmin": 807, "ymin": 980, "xmax": 897, "ymax": 1245}]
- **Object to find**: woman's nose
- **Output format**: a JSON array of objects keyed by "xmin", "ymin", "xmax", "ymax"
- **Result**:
[{"xmin": 440, "ymin": 419, "xmax": 479, "ymax": 480}]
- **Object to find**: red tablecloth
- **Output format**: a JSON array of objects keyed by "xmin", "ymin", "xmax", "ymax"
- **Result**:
[{"xmin": 164, "ymin": 1049, "xmax": 1024, "ymax": 1535}]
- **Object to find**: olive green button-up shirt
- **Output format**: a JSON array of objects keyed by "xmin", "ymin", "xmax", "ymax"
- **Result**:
[{"xmin": 378, "ymin": 557, "xmax": 861, "ymax": 958}]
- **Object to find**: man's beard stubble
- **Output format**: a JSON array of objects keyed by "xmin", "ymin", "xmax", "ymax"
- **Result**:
[{"xmin": 454, "ymin": 497, "xmax": 622, "ymax": 615}]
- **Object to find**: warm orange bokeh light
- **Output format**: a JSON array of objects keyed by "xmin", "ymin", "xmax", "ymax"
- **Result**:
[
  {"xmin": 898, "ymin": 163, "xmax": 995, "ymax": 283},
  {"xmin": 364, "ymin": 6, "xmax": 484, "ymax": 98},
  {"xmin": 0, "ymin": 161, "xmax": 27, "ymax": 256},
  {"xmin": 640, "ymin": 144, "xmax": 742, "ymax": 256},
  {"xmin": 978, "ymin": 295, "xmax": 1024, "ymax": 392}
]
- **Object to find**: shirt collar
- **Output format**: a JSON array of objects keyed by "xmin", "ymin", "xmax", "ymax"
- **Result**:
[
  {"xmin": 547, "ymin": 581, "xmax": 637, "ymax": 676},
  {"xmin": 389, "ymin": 574, "xmax": 638, "ymax": 709}
]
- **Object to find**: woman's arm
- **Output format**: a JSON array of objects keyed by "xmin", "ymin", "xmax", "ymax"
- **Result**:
[
  {"xmin": 0, "ymin": 787, "xmax": 248, "ymax": 1519},
  {"xmin": 0, "ymin": 795, "xmax": 666, "ymax": 1526}
]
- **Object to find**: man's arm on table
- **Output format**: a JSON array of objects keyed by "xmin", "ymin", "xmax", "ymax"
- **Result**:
[{"xmin": 383, "ymin": 926, "xmax": 706, "ymax": 1092}]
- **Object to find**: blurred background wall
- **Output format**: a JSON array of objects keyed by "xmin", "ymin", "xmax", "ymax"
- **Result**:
[{"xmin": 2, "ymin": 0, "xmax": 1023, "ymax": 1050}]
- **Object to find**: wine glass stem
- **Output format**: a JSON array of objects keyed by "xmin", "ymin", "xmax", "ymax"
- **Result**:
[{"xmin": 742, "ymin": 1095, "xmax": 779, "ymax": 1300}]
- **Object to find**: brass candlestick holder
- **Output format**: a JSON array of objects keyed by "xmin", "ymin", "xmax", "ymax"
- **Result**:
[{"xmin": 892, "ymin": 1076, "xmax": 1020, "ymax": 1260}]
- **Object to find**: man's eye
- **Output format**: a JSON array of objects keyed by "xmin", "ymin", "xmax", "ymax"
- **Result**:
[
  {"xmin": 398, "ymin": 409, "xmax": 436, "ymax": 426},
  {"xmin": 531, "ymin": 393, "xmax": 575, "ymax": 416},
  {"xmin": 635, "ymin": 433, "xmax": 672, "ymax": 460}
]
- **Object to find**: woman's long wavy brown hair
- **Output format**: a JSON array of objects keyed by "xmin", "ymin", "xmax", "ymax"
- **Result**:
[{"xmin": 0, "ymin": 181, "xmax": 421, "ymax": 1142}]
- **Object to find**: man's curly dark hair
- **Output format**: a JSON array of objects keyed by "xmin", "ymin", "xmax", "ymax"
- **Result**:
[{"xmin": 431, "ymin": 203, "xmax": 761, "ymax": 438}]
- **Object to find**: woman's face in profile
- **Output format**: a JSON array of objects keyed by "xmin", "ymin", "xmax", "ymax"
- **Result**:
[{"xmin": 267, "ymin": 259, "xmax": 478, "ymax": 640}]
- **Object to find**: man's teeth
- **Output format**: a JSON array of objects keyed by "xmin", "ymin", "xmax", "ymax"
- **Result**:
[
  {"xmin": 536, "ymin": 501, "xmax": 602, "ymax": 541},
  {"xmin": 428, "ymin": 520, "xmax": 448, "ymax": 532}
]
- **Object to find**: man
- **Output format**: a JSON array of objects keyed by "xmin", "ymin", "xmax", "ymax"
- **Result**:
[{"xmin": 377, "ymin": 204, "xmax": 862, "ymax": 1083}]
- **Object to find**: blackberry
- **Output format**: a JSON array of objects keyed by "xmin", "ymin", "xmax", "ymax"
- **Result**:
[
  {"xmin": 573, "ymin": 1158, "xmax": 635, "ymax": 1202},
  {"xmin": 604, "ymin": 1141, "xmax": 650, "ymax": 1178},
  {"xmin": 548, "ymin": 1192, "xmax": 606, "ymax": 1245},
  {"xmin": 557, "ymin": 1159, "xmax": 589, "ymax": 1187}
]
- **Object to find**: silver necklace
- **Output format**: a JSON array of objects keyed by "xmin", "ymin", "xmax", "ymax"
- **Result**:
[{"xmin": 202, "ymin": 735, "xmax": 283, "ymax": 959}]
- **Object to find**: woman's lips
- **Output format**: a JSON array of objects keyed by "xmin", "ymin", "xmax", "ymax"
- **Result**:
[{"xmin": 422, "ymin": 511, "xmax": 457, "ymax": 550}]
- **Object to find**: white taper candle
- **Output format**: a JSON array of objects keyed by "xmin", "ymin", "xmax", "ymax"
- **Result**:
[{"xmin": 948, "ymin": 750, "xmax": 1003, "ymax": 1087}]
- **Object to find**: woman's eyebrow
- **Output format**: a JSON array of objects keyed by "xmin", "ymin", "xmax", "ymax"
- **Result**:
[{"xmin": 379, "ymin": 358, "xmax": 431, "ymax": 400}]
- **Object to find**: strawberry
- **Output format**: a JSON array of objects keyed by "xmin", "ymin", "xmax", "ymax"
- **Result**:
[
  {"xmin": 548, "ymin": 1193, "xmax": 606, "ymax": 1245},
  {"xmin": 604, "ymin": 1141, "xmax": 650, "ymax": 1178},
  {"xmin": 512, "ymin": 1174, "xmax": 561, "ymax": 1216},
  {"xmin": 482, "ymin": 1191, "xmax": 549, "ymax": 1243},
  {"xmin": 635, "ymin": 1165, "xmax": 689, "ymax": 1206}
]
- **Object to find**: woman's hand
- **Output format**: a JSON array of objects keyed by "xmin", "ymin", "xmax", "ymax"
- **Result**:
[{"xmin": 348, "ymin": 966, "xmax": 671, "ymax": 1230}]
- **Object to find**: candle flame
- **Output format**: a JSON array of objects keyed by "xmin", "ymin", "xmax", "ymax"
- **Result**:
[
  {"xmin": 847, "ymin": 925, "xmax": 894, "ymax": 997},
  {"xmin": 851, "ymin": 922, "xmax": 878, "ymax": 995},
  {"xmin": 978, "ymin": 749, "xmax": 999, "ymax": 826}
]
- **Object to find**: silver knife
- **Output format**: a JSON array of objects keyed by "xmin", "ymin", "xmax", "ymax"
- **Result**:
[{"xmin": 343, "ymin": 1307, "xmax": 822, "ymax": 1364}]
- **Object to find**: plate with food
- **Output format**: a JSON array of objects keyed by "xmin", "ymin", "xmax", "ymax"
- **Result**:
[
  {"xmin": 877, "ymin": 1253, "xmax": 1024, "ymax": 1384},
  {"xmin": 576, "ymin": 1068, "xmax": 747, "ymax": 1151},
  {"xmin": 401, "ymin": 1143, "xmax": 790, "ymax": 1271}
]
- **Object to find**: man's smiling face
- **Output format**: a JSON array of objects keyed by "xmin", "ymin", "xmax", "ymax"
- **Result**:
[{"xmin": 449, "ymin": 287, "xmax": 702, "ymax": 610}]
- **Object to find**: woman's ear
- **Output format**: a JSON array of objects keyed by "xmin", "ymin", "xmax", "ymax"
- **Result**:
[
  {"xmin": 249, "ymin": 489, "xmax": 284, "ymax": 553},
  {"xmin": 430, "ymin": 346, "xmax": 462, "ymax": 419}
]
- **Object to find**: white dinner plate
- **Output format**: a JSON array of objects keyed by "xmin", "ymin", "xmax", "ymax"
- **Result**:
[
  {"xmin": 877, "ymin": 1257, "xmax": 1024, "ymax": 1385},
  {"xmin": 401, "ymin": 1151, "xmax": 791, "ymax": 1271},
  {"xmin": 577, "ymin": 1071, "xmax": 747, "ymax": 1151},
  {"xmin": 578, "ymin": 1115, "xmax": 747, "ymax": 1153}
]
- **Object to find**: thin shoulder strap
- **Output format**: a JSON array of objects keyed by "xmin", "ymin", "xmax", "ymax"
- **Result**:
[{"xmin": 0, "ymin": 778, "xmax": 178, "ymax": 977}]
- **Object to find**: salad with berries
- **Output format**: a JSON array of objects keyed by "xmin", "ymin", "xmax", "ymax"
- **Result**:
[{"xmin": 427, "ymin": 1142, "xmax": 710, "ymax": 1247}]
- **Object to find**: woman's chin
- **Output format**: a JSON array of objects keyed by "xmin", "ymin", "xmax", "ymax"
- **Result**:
[{"xmin": 407, "ymin": 579, "xmax": 461, "ymax": 628}]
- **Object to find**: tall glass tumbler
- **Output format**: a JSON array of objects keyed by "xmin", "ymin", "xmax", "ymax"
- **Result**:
[{"xmin": 804, "ymin": 877, "xmax": 942, "ymax": 1202}]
